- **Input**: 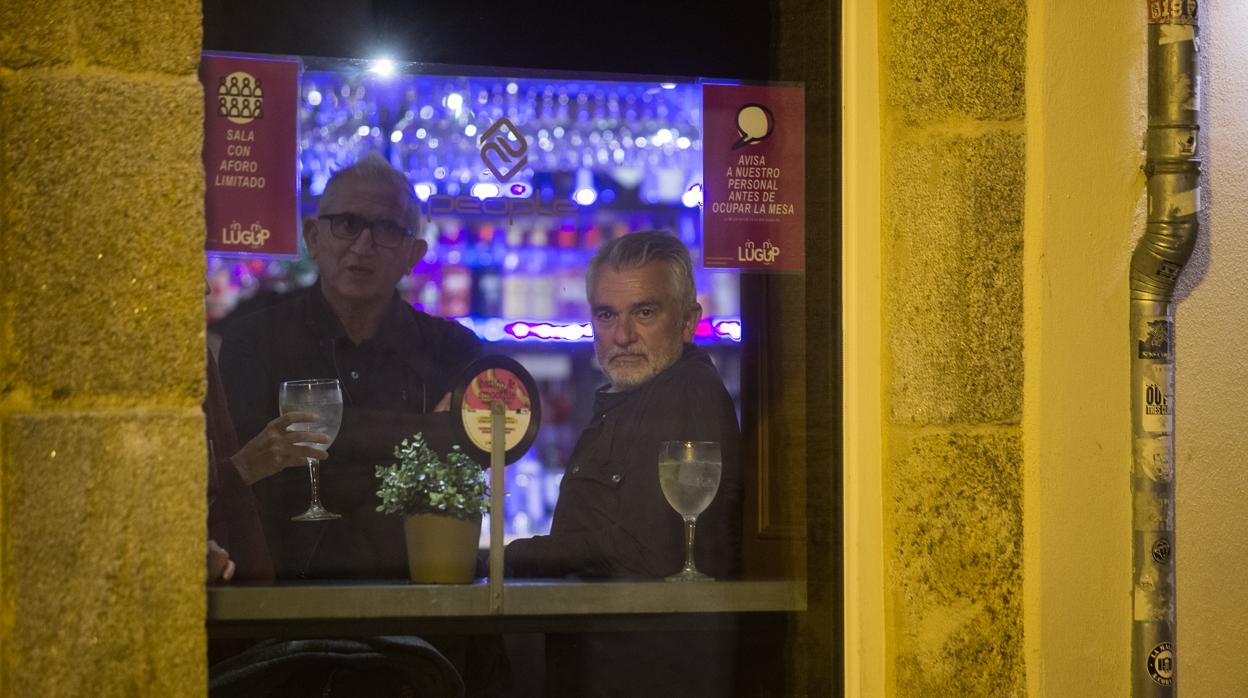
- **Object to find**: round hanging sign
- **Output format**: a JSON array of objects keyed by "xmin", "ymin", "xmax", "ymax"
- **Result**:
[{"xmin": 450, "ymin": 355, "xmax": 540, "ymax": 465}]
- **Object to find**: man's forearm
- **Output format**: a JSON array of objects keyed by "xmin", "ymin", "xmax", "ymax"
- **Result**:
[{"xmin": 504, "ymin": 524, "xmax": 669, "ymax": 579}]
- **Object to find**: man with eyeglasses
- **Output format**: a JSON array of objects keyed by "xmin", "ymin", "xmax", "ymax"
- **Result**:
[{"xmin": 219, "ymin": 152, "xmax": 484, "ymax": 580}]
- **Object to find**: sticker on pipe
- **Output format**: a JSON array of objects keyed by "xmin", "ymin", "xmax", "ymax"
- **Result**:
[
  {"xmin": 1150, "ymin": 537, "xmax": 1171, "ymax": 564},
  {"xmin": 1133, "ymin": 437, "xmax": 1173, "ymax": 483},
  {"xmin": 1141, "ymin": 364, "xmax": 1174, "ymax": 434},
  {"xmin": 1148, "ymin": 0, "xmax": 1196, "ymax": 25},
  {"xmin": 450, "ymin": 355, "xmax": 541, "ymax": 465},
  {"xmin": 1137, "ymin": 318, "xmax": 1173, "ymax": 362},
  {"xmin": 1147, "ymin": 642, "xmax": 1174, "ymax": 687}
]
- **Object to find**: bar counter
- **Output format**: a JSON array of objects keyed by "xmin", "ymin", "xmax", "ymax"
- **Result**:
[{"xmin": 208, "ymin": 579, "xmax": 805, "ymax": 637}]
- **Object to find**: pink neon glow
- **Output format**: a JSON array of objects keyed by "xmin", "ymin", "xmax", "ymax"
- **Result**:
[
  {"xmin": 502, "ymin": 318, "xmax": 742, "ymax": 343},
  {"xmin": 505, "ymin": 321, "xmax": 593, "ymax": 341},
  {"xmin": 712, "ymin": 320, "xmax": 742, "ymax": 341}
]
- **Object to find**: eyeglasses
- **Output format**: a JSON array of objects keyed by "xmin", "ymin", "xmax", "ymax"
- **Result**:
[{"xmin": 319, "ymin": 213, "xmax": 412, "ymax": 249}]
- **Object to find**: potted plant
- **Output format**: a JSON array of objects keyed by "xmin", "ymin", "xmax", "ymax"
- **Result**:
[{"xmin": 375, "ymin": 434, "xmax": 490, "ymax": 584}]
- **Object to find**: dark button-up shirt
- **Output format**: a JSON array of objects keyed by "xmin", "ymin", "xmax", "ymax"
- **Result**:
[
  {"xmin": 504, "ymin": 344, "xmax": 742, "ymax": 697},
  {"xmin": 219, "ymin": 284, "xmax": 484, "ymax": 579},
  {"xmin": 506, "ymin": 344, "xmax": 742, "ymax": 579}
]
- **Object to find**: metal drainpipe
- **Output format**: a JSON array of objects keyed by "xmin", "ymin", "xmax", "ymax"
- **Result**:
[{"xmin": 1132, "ymin": 1, "xmax": 1199, "ymax": 695}]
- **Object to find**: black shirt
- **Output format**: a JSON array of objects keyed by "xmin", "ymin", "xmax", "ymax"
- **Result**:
[
  {"xmin": 505, "ymin": 344, "xmax": 742, "ymax": 579},
  {"xmin": 219, "ymin": 283, "xmax": 484, "ymax": 579},
  {"xmin": 504, "ymin": 344, "xmax": 743, "ymax": 697}
]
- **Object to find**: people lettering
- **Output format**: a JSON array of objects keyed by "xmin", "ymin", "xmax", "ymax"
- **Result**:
[{"xmin": 422, "ymin": 192, "xmax": 578, "ymax": 225}]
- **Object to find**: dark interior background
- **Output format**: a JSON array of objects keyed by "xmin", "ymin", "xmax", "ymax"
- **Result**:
[{"xmin": 202, "ymin": 0, "xmax": 773, "ymax": 80}]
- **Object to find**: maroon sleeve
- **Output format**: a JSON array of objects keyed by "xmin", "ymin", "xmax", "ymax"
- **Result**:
[{"xmin": 206, "ymin": 353, "xmax": 275, "ymax": 583}]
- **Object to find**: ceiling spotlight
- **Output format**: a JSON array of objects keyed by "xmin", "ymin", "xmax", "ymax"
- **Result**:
[{"xmin": 370, "ymin": 58, "xmax": 396, "ymax": 78}]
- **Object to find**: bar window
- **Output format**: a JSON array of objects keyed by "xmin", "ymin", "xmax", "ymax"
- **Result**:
[{"xmin": 204, "ymin": 57, "xmax": 826, "ymax": 697}]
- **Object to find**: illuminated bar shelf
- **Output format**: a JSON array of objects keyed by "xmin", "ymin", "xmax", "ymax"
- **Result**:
[{"xmin": 205, "ymin": 61, "xmax": 743, "ymax": 544}]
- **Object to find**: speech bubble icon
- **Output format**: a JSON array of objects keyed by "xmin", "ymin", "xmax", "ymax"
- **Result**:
[{"xmin": 733, "ymin": 103, "xmax": 775, "ymax": 149}]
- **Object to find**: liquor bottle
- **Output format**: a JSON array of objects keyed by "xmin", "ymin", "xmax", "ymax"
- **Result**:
[
  {"xmin": 556, "ymin": 225, "xmax": 586, "ymax": 320},
  {"xmin": 527, "ymin": 226, "xmax": 556, "ymax": 320},
  {"xmin": 418, "ymin": 278, "xmax": 440, "ymax": 316},
  {"xmin": 440, "ymin": 264, "xmax": 472, "ymax": 318},
  {"xmin": 711, "ymin": 271, "xmax": 740, "ymax": 318},
  {"xmin": 471, "ymin": 225, "xmax": 503, "ymax": 317},
  {"xmin": 583, "ymin": 223, "xmax": 603, "ymax": 251},
  {"xmin": 501, "ymin": 225, "xmax": 529, "ymax": 319}
]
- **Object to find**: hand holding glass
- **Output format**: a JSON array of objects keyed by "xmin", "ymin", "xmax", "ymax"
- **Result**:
[
  {"xmin": 279, "ymin": 379, "xmax": 343, "ymax": 521},
  {"xmin": 658, "ymin": 440, "xmax": 722, "ymax": 581}
]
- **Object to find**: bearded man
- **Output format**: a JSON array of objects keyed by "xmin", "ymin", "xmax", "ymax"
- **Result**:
[
  {"xmin": 503, "ymin": 230, "xmax": 743, "ymax": 698},
  {"xmin": 506, "ymin": 230, "xmax": 742, "ymax": 579}
]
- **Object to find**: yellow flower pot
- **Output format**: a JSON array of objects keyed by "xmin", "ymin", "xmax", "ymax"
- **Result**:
[{"xmin": 403, "ymin": 513, "xmax": 482, "ymax": 584}]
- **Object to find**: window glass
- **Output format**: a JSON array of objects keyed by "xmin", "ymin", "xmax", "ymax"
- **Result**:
[{"xmin": 204, "ymin": 56, "xmax": 817, "ymax": 697}]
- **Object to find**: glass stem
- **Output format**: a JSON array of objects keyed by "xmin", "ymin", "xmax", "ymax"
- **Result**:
[
  {"xmin": 683, "ymin": 518, "xmax": 698, "ymax": 573},
  {"xmin": 307, "ymin": 457, "xmax": 324, "ymax": 509}
]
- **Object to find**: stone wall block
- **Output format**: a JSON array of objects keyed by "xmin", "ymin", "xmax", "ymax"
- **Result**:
[
  {"xmin": 885, "ymin": 0, "xmax": 1025, "ymax": 124},
  {"xmin": 885, "ymin": 129, "xmax": 1024, "ymax": 425},
  {"xmin": 0, "ymin": 411, "xmax": 205, "ymax": 697},
  {"xmin": 888, "ymin": 429, "xmax": 1024, "ymax": 696},
  {"xmin": 76, "ymin": 0, "xmax": 202, "ymax": 74},
  {"xmin": 0, "ymin": 72, "xmax": 205, "ymax": 404},
  {"xmin": 0, "ymin": 0, "xmax": 74, "ymax": 68}
]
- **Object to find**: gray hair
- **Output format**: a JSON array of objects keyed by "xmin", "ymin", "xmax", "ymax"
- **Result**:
[
  {"xmin": 586, "ymin": 230, "xmax": 698, "ymax": 313},
  {"xmin": 317, "ymin": 151, "xmax": 419, "ymax": 228}
]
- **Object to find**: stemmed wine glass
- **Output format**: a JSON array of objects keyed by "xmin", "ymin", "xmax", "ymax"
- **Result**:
[
  {"xmin": 658, "ymin": 440, "xmax": 723, "ymax": 582},
  {"xmin": 279, "ymin": 379, "xmax": 344, "ymax": 521}
]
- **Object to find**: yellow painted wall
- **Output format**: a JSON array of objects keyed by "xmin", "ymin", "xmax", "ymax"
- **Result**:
[
  {"xmin": 1025, "ymin": 1, "xmax": 1248, "ymax": 694},
  {"xmin": 842, "ymin": 1, "xmax": 886, "ymax": 693},
  {"xmin": 1174, "ymin": 2, "xmax": 1248, "ymax": 693},
  {"xmin": 1023, "ymin": 1, "xmax": 1139, "ymax": 694},
  {"xmin": 0, "ymin": 2, "xmax": 207, "ymax": 696},
  {"xmin": 849, "ymin": 0, "xmax": 1248, "ymax": 695}
]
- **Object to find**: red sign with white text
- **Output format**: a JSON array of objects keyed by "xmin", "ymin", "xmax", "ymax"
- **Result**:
[
  {"xmin": 200, "ymin": 54, "xmax": 300, "ymax": 256},
  {"xmin": 702, "ymin": 84, "xmax": 805, "ymax": 271}
]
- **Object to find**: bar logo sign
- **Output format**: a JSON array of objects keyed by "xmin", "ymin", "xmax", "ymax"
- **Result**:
[
  {"xmin": 201, "ymin": 54, "xmax": 301, "ymax": 256},
  {"xmin": 479, "ymin": 117, "xmax": 529, "ymax": 183}
]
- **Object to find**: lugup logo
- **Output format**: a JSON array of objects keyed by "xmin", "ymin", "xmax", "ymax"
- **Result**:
[
  {"xmin": 217, "ymin": 72, "xmax": 264, "ymax": 125},
  {"xmin": 221, "ymin": 221, "xmax": 271, "ymax": 248},
  {"xmin": 738, "ymin": 240, "xmax": 781, "ymax": 265},
  {"xmin": 479, "ymin": 117, "xmax": 529, "ymax": 182}
]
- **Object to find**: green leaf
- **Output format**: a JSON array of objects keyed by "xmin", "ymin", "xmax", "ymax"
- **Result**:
[{"xmin": 374, "ymin": 431, "xmax": 491, "ymax": 518}]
